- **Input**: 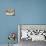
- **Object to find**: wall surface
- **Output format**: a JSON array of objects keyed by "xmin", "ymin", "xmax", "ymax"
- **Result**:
[{"xmin": 0, "ymin": 0, "xmax": 46, "ymax": 44}]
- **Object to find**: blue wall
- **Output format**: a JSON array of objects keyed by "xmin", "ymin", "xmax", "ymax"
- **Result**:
[{"xmin": 0, "ymin": 0, "xmax": 46, "ymax": 44}]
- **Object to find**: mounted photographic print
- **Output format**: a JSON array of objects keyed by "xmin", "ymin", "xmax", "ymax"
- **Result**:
[
  {"xmin": 5, "ymin": 8, "xmax": 15, "ymax": 16},
  {"xmin": 18, "ymin": 24, "xmax": 46, "ymax": 42}
]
